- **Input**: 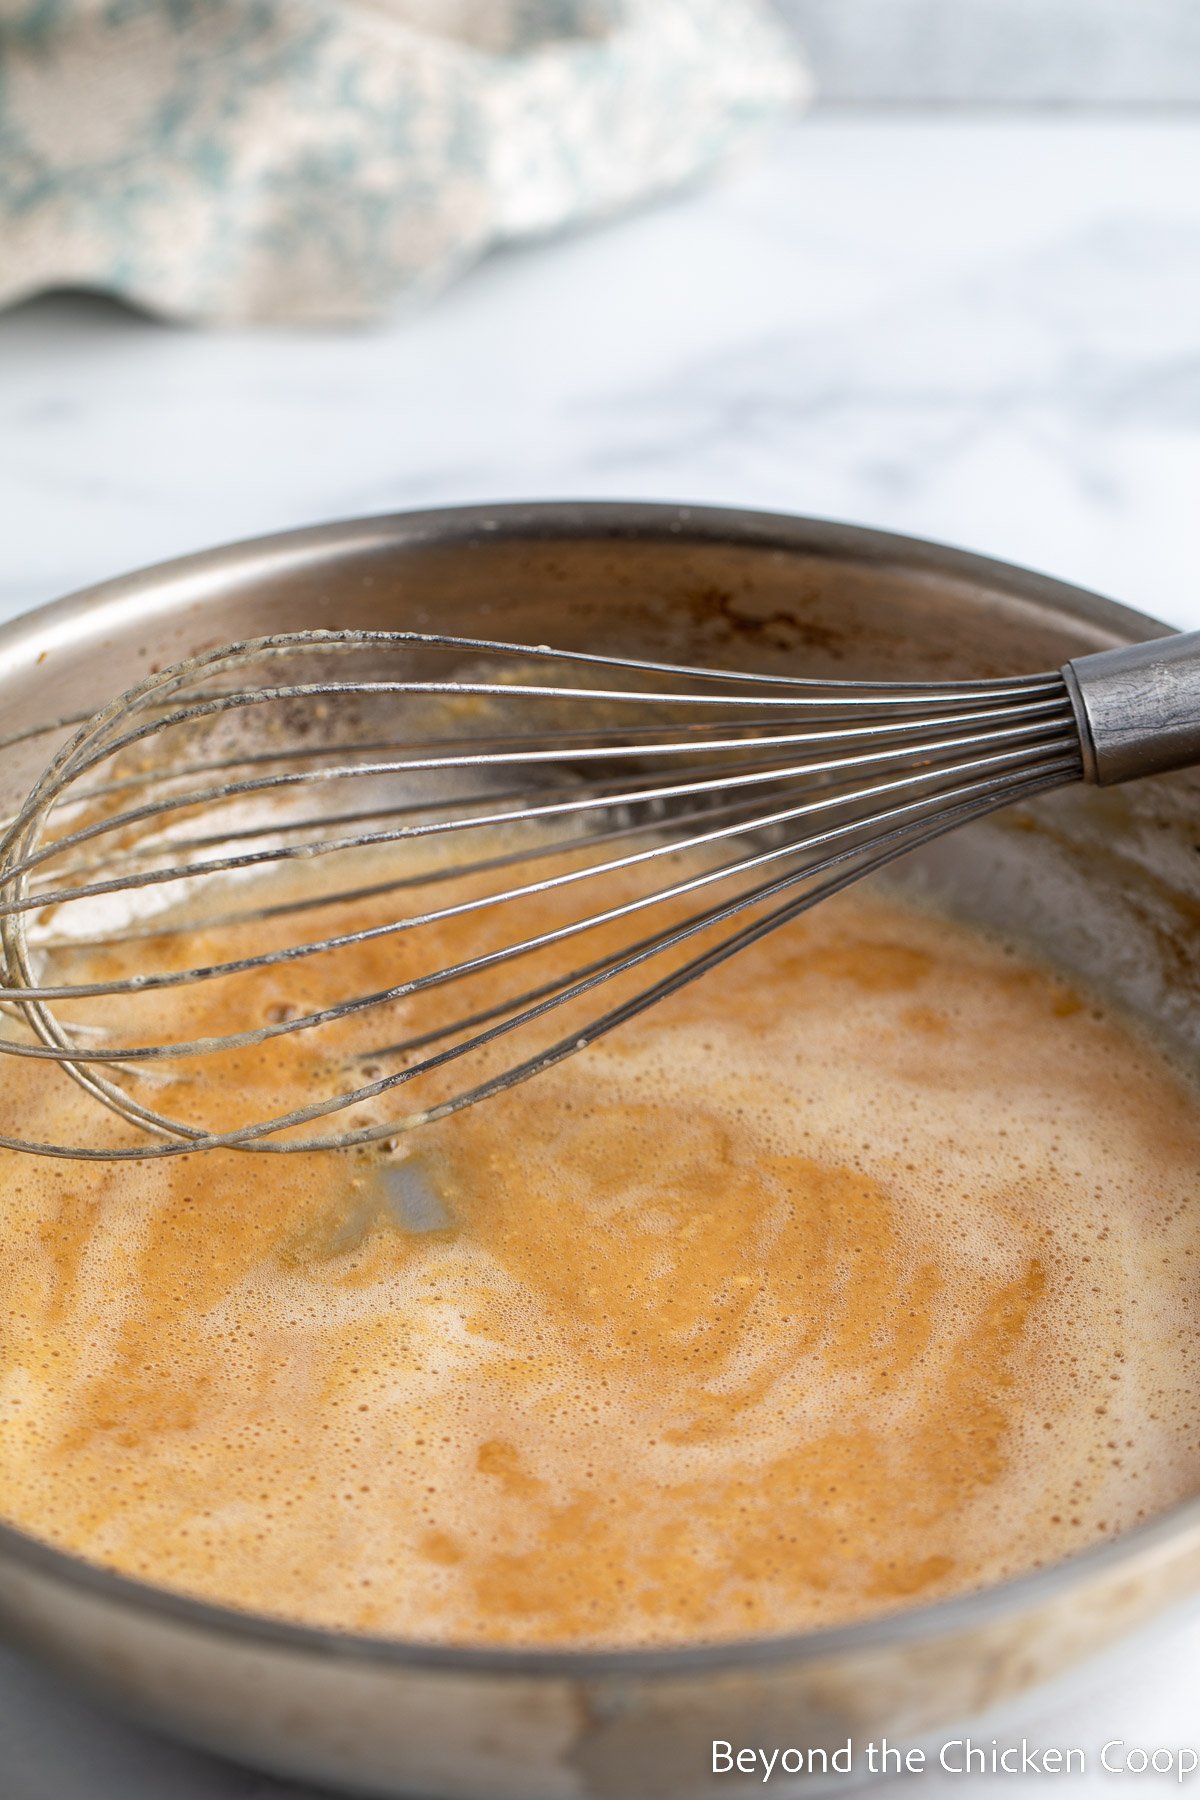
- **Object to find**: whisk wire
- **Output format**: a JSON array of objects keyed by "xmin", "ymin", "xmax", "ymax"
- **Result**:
[{"xmin": 0, "ymin": 628, "xmax": 1084, "ymax": 1159}]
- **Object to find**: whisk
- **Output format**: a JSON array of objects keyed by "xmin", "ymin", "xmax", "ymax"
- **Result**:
[{"xmin": 1, "ymin": 625, "xmax": 1197, "ymax": 1159}]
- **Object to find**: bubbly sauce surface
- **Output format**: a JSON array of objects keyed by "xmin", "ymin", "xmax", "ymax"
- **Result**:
[{"xmin": 3, "ymin": 878, "xmax": 1200, "ymax": 1645}]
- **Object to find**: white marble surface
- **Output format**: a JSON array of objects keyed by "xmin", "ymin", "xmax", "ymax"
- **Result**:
[
  {"xmin": 4, "ymin": 117, "xmax": 1200, "ymax": 633},
  {"xmin": 4, "ymin": 115, "xmax": 1200, "ymax": 1797}
]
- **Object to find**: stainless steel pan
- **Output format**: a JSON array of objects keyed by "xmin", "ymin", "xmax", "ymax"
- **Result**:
[{"xmin": 2, "ymin": 502, "xmax": 1199, "ymax": 1799}]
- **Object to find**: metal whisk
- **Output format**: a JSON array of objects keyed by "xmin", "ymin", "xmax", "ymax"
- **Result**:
[{"xmin": 1, "ymin": 626, "xmax": 1197, "ymax": 1159}]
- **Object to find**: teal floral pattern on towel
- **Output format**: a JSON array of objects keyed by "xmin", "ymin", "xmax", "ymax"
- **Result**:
[{"xmin": 0, "ymin": 0, "xmax": 806, "ymax": 322}]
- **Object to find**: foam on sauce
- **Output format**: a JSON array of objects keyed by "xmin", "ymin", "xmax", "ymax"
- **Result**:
[{"xmin": 2, "ymin": 878, "xmax": 1200, "ymax": 1646}]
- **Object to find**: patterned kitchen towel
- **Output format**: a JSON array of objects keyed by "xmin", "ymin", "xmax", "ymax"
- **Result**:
[{"xmin": 0, "ymin": 0, "xmax": 807, "ymax": 324}]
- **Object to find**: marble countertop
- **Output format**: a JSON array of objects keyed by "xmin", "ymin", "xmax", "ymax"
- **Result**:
[
  {"xmin": 5, "ymin": 115, "xmax": 1200, "ymax": 633},
  {"xmin": 3, "ymin": 114, "xmax": 1200, "ymax": 1797}
]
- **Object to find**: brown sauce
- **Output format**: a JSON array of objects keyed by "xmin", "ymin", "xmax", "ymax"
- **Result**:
[{"xmin": 3, "ymin": 871, "xmax": 1200, "ymax": 1646}]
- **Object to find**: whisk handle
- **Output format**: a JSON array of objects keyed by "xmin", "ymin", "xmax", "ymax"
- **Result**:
[{"xmin": 1063, "ymin": 630, "xmax": 1200, "ymax": 787}]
